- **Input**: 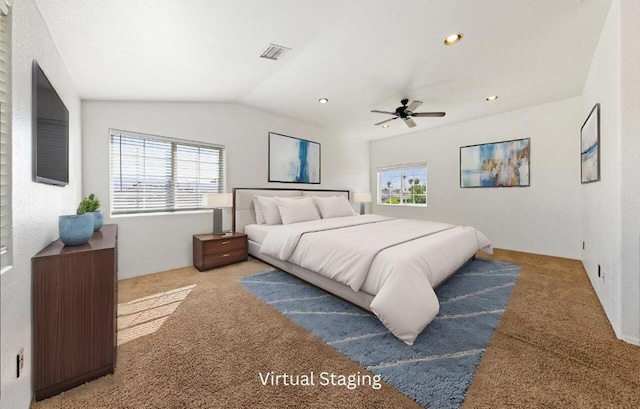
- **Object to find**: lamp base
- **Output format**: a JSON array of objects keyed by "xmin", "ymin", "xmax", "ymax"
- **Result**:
[{"xmin": 212, "ymin": 208, "xmax": 223, "ymax": 234}]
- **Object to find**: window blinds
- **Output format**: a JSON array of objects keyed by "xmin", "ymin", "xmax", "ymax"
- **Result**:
[
  {"xmin": 377, "ymin": 162, "xmax": 427, "ymax": 172},
  {"xmin": 110, "ymin": 130, "xmax": 225, "ymax": 215},
  {"xmin": 0, "ymin": 6, "xmax": 11, "ymax": 269}
]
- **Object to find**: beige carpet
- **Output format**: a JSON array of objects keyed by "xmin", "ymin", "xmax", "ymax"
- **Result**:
[{"xmin": 30, "ymin": 250, "xmax": 639, "ymax": 408}]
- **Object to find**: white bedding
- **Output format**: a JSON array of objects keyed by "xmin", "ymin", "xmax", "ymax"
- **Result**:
[
  {"xmin": 259, "ymin": 215, "xmax": 492, "ymax": 345},
  {"xmin": 244, "ymin": 224, "xmax": 279, "ymax": 244}
]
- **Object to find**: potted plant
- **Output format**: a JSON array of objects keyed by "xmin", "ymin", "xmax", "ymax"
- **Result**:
[
  {"xmin": 59, "ymin": 212, "xmax": 94, "ymax": 246},
  {"xmin": 77, "ymin": 193, "xmax": 103, "ymax": 231}
]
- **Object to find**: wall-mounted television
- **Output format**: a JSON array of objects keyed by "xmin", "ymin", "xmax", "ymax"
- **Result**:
[{"xmin": 32, "ymin": 61, "xmax": 69, "ymax": 186}]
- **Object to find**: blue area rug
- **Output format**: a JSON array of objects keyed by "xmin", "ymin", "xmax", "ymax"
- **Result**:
[{"xmin": 241, "ymin": 258, "xmax": 521, "ymax": 408}]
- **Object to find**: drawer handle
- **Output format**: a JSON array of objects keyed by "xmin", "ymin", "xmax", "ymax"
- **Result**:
[
  {"xmin": 222, "ymin": 253, "xmax": 230, "ymax": 257},
  {"xmin": 221, "ymin": 241, "xmax": 231, "ymax": 245}
]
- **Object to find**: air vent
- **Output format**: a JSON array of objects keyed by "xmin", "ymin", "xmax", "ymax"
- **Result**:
[{"xmin": 259, "ymin": 44, "xmax": 291, "ymax": 61}]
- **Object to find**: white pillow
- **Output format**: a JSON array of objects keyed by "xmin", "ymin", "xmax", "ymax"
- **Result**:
[
  {"xmin": 253, "ymin": 197, "xmax": 266, "ymax": 224},
  {"xmin": 254, "ymin": 196, "xmax": 283, "ymax": 225},
  {"xmin": 275, "ymin": 197, "xmax": 321, "ymax": 225},
  {"xmin": 313, "ymin": 196, "xmax": 357, "ymax": 219}
]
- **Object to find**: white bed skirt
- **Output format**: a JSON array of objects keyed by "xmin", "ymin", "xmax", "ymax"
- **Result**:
[{"xmin": 248, "ymin": 240, "xmax": 375, "ymax": 311}]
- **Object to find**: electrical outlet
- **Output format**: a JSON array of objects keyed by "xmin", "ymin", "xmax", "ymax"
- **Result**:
[{"xmin": 17, "ymin": 348, "xmax": 24, "ymax": 378}]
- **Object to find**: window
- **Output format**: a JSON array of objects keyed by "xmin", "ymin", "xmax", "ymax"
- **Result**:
[
  {"xmin": 0, "ymin": 3, "xmax": 12, "ymax": 271},
  {"xmin": 377, "ymin": 163, "xmax": 427, "ymax": 206},
  {"xmin": 110, "ymin": 130, "xmax": 225, "ymax": 215}
]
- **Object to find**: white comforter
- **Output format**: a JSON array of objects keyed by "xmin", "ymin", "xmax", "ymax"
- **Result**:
[{"xmin": 260, "ymin": 215, "xmax": 492, "ymax": 345}]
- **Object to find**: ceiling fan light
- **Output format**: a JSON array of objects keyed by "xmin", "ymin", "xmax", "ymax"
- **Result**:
[
  {"xmin": 318, "ymin": 98, "xmax": 329, "ymax": 104},
  {"xmin": 444, "ymin": 33, "xmax": 463, "ymax": 45},
  {"xmin": 372, "ymin": 99, "xmax": 445, "ymax": 127}
]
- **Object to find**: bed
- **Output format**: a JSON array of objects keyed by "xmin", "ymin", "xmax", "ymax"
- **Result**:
[{"xmin": 233, "ymin": 188, "xmax": 492, "ymax": 345}]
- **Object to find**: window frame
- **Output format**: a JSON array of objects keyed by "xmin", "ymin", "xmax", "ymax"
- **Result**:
[
  {"xmin": 109, "ymin": 129, "xmax": 226, "ymax": 216},
  {"xmin": 376, "ymin": 162, "xmax": 428, "ymax": 207},
  {"xmin": 0, "ymin": 4, "xmax": 12, "ymax": 272}
]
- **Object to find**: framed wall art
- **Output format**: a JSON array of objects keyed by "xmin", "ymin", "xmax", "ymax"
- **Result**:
[
  {"xmin": 268, "ymin": 132, "xmax": 320, "ymax": 184},
  {"xmin": 460, "ymin": 138, "xmax": 530, "ymax": 188},
  {"xmin": 580, "ymin": 103, "xmax": 600, "ymax": 183}
]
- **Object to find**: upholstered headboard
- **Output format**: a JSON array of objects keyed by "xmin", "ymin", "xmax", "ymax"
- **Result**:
[{"xmin": 232, "ymin": 188, "xmax": 350, "ymax": 233}]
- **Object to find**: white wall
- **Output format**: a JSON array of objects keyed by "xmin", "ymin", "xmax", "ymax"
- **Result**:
[
  {"xmin": 82, "ymin": 101, "xmax": 369, "ymax": 278},
  {"xmin": 581, "ymin": 0, "xmax": 640, "ymax": 345},
  {"xmin": 618, "ymin": 0, "xmax": 640, "ymax": 345},
  {"xmin": 1, "ymin": 0, "xmax": 82, "ymax": 407},
  {"xmin": 580, "ymin": 0, "xmax": 622, "ymax": 339},
  {"xmin": 370, "ymin": 97, "xmax": 582, "ymax": 259}
]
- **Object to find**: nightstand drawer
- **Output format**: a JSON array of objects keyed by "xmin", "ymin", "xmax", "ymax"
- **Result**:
[
  {"xmin": 203, "ymin": 249, "xmax": 247, "ymax": 268},
  {"xmin": 193, "ymin": 232, "xmax": 247, "ymax": 272},
  {"xmin": 203, "ymin": 237, "xmax": 245, "ymax": 255}
]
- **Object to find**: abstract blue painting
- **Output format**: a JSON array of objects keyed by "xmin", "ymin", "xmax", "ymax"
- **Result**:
[
  {"xmin": 269, "ymin": 132, "xmax": 320, "ymax": 184},
  {"xmin": 460, "ymin": 138, "xmax": 530, "ymax": 188},
  {"xmin": 581, "ymin": 104, "xmax": 600, "ymax": 183}
]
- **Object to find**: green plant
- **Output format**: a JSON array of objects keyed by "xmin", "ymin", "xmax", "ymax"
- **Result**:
[{"xmin": 77, "ymin": 193, "xmax": 101, "ymax": 215}]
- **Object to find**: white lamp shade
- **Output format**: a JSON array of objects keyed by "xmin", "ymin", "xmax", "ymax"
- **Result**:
[
  {"xmin": 203, "ymin": 193, "xmax": 233, "ymax": 208},
  {"xmin": 353, "ymin": 192, "xmax": 372, "ymax": 203}
]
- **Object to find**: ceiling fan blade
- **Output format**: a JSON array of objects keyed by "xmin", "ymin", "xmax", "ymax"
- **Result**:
[
  {"xmin": 412, "ymin": 112, "xmax": 446, "ymax": 117},
  {"xmin": 403, "ymin": 117, "xmax": 417, "ymax": 128},
  {"xmin": 371, "ymin": 110, "xmax": 396, "ymax": 115},
  {"xmin": 406, "ymin": 100, "xmax": 423, "ymax": 113},
  {"xmin": 374, "ymin": 117, "xmax": 398, "ymax": 126}
]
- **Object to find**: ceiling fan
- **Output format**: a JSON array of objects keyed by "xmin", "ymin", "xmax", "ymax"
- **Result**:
[{"xmin": 371, "ymin": 99, "xmax": 445, "ymax": 128}]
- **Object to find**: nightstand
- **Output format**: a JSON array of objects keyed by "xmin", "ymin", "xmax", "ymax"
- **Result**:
[{"xmin": 192, "ymin": 232, "xmax": 248, "ymax": 271}]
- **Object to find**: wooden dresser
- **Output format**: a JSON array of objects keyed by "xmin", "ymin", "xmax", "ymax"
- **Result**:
[
  {"xmin": 32, "ymin": 224, "xmax": 118, "ymax": 401},
  {"xmin": 192, "ymin": 232, "xmax": 248, "ymax": 271}
]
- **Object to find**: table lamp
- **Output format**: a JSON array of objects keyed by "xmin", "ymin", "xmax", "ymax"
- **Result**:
[
  {"xmin": 353, "ymin": 192, "xmax": 372, "ymax": 215},
  {"xmin": 203, "ymin": 193, "xmax": 233, "ymax": 234}
]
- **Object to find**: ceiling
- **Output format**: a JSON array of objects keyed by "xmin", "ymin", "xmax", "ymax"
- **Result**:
[{"xmin": 34, "ymin": 0, "xmax": 612, "ymax": 140}]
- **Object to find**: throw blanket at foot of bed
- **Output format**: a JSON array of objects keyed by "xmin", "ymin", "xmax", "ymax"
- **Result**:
[{"xmin": 260, "ymin": 215, "xmax": 492, "ymax": 345}]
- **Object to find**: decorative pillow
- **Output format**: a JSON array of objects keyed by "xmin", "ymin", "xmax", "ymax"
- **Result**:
[
  {"xmin": 312, "ymin": 196, "xmax": 357, "ymax": 219},
  {"xmin": 254, "ymin": 196, "xmax": 283, "ymax": 225},
  {"xmin": 275, "ymin": 197, "xmax": 321, "ymax": 225},
  {"xmin": 253, "ymin": 197, "xmax": 266, "ymax": 224}
]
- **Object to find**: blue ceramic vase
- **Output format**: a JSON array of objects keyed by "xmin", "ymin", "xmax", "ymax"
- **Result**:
[
  {"xmin": 59, "ymin": 214, "xmax": 94, "ymax": 246},
  {"xmin": 90, "ymin": 210, "xmax": 104, "ymax": 231}
]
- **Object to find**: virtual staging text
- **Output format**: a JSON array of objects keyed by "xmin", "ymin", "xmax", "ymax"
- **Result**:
[{"xmin": 258, "ymin": 371, "xmax": 382, "ymax": 390}]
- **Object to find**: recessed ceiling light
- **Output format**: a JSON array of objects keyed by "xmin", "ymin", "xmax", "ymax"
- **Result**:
[
  {"xmin": 318, "ymin": 98, "xmax": 329, "ymax": 104},
  {"xmin": 444, "ymin": 33, "xmax": 463, "ymax": 45},
  {"xmin": 486, "ymin": 95, "xmax": 499, "ymax": 101},
  {"xmin": 382, "ymin": 124, "xmax": 390, "ymax": 128}
]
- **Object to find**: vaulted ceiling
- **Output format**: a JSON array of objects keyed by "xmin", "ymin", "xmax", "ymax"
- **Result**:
[{"xmin": 35, "ymin": 0, "xmax": 612, "ymax": 140}]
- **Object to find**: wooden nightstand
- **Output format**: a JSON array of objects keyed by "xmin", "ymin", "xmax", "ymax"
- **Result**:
[{"xmin": 192, "ymin": 232, "xmax": 248, "ymax": 271}]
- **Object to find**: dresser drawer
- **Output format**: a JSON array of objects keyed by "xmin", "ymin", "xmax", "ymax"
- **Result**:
[
  {"xmin": 203, "ymin": 248, "xmax": 247, "ymax": 269},
  {"xmin": 203, "ymin": 237, "xmax": 245, "ymax": 255}
]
